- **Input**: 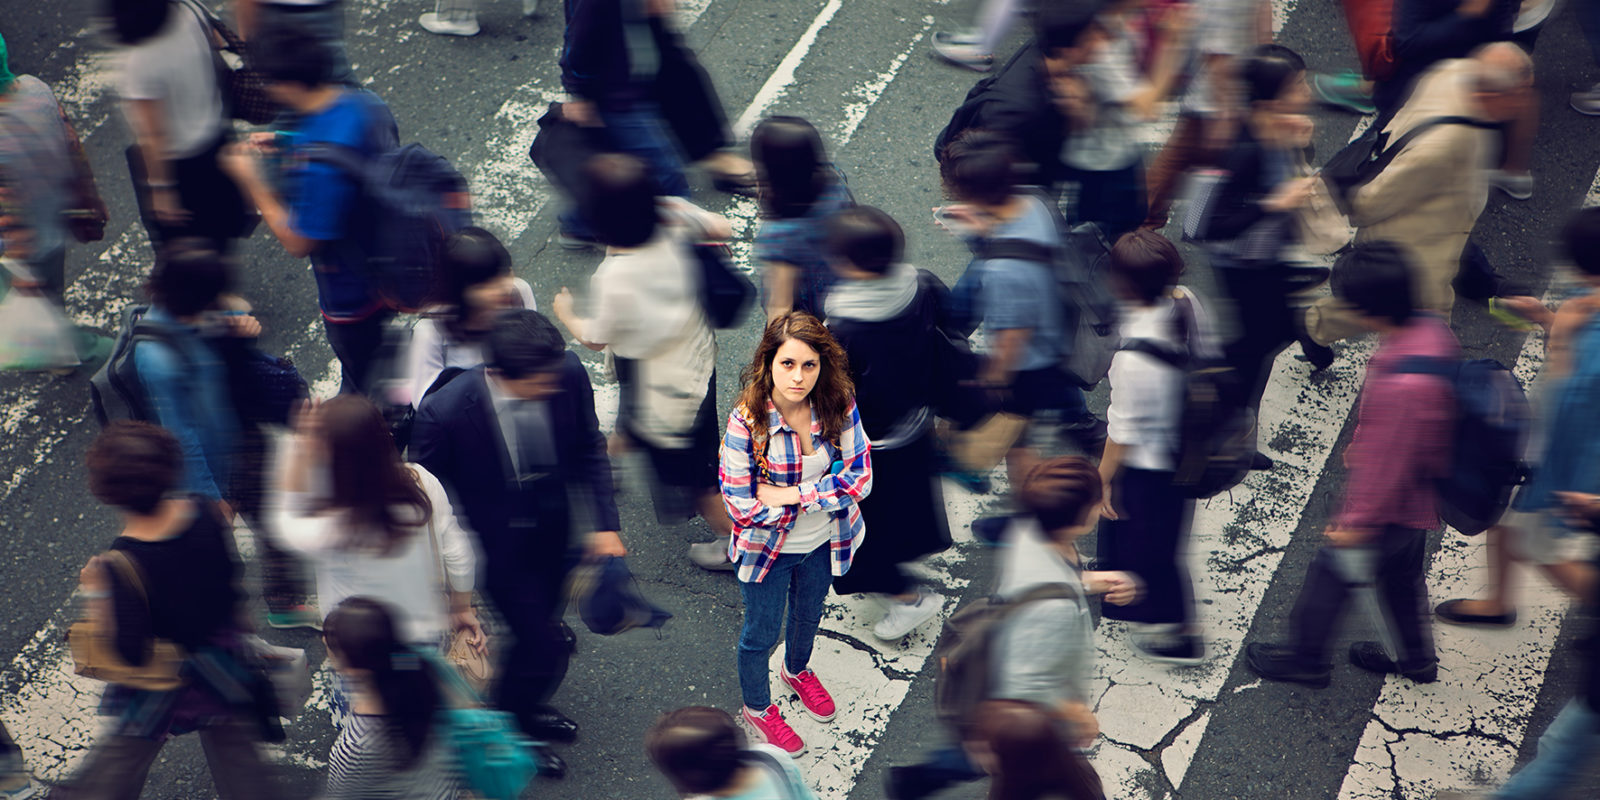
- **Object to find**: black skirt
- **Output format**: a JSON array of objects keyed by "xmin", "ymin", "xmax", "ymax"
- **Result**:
[{"xmin": 615, "ymin": 356, "xmax": 719, "ymax": 524}]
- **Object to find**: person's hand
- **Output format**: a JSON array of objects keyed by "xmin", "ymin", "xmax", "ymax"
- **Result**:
[
  {"xmin": 588, "ymin": 530, "xmax": 627, "ymax": 558},
  {"xmin": 1050, "ymin": 73, "xmax": 1095, "ymax": 128},
  {"xmin": 288, "ymin": 400, "xmax": 330, "ymax": 461},
  {"xmin": 1553, "ymin": 492, "xmax": 1600, "ymax": 532},
  {"xmin": 1497, "ymin": 295, "xmax": 1551, "ymax": 326},
  {"xmin": 1099, "ymin": 479, "xmax": 1119, "ymax": 521},
  {"xmin": 1056, "ymin": 701, "xmax": 1099, "ymax": 749},
  {"xmin": 1458, "ymin": 0, "xmax": 1494, "ymax": 18},
  {"xmin": 553, "ymin": 288, "xmax": 575, "ymax": 320},
  {"xmin": 1324, "ymin": 525, "xmax": 1373, "ymax": 547},
  {"xmin": 150, "ymin": 186, "xmax": 191, "ymax": 225},
  {"xmin": 645, "ymin": 0, "xmax": 676, "ymax": 15},
  {"xmin": 450, "ymin": 608, "xmax": 489, "ymax": 656},
  {"xmin": 1094, "ymin": 571, "xmax": 1144, "ymax": 606},
  {"xmin": 1262, "ymin": 177, "xmax": 1316, "ymax": 212},
  {"xmin": 756, "ymin": 483, "xmax": 802, "ymax": 508},
  {"xmin": 563, "ymin": 100, "xmax": 602, "ymax": 128},
  {"xmin": 933, "ymin": 203, "xmax": 987, "ymax": 237},
  {"xmin": 226, "ymin": 314, "xmax": 262, "ymax": 339},
  {"xmin": 78, "ymin": 555, "xmax": 110, "ymax": 594}
]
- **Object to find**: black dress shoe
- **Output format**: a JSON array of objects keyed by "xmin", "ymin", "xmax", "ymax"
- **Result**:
[
  {"xmin": 526, "ymin": 708, "xmax": 579, "ymax": 743},
  {"xmin": 1349, "ymin": 641, "xmax": 1437, "ymax": 683},
  {"xmin": 533, "ymin": 745, "xmax": 567, "ymax": 780},
  {"xmin": 1244, "ymin": 642, "xmax": 1331, "ymax": 688},
  {"xmin": 1434, "ymin": 598, "xmax": 1517, "ymax": 628},
  {"xmin": 1250, "ymin": 451, "xmax": 1274, "ymax": 470},
  {"xmin": 558, "ymin": 620, "xmax": 578, "ymax": 654},
  {"xmin": 1292, "ymin": 309, "xmax": 1336, "ymax": 372}
]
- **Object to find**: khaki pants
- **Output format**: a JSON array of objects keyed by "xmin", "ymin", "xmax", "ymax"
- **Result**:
[
  {"xmin": 1303, "ymin": 242, "xmax": 1458, "ymax": 345},
  {"xmin": 54, "ymin": 716, "xmax": 278, "ymax": 800}
]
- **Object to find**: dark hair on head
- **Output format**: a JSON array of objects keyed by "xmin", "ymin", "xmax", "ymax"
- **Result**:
[
  {"xmin": 439, "ymin": 227, "xmax": 514, "ymax": 340},
  {"xmin": 751, "ymin": 116, "xmax": 832, "ymax": 219},
  {"xmin": 940, "ymin": 130, "xmax": 1019, "ymax": 207},
  {"xmin": 1019, "ymin": 457, "xmax": 1103, "ymax": 536},
  {"xmin": 250, "ymin": 22, "xmax": 333, "ymax": 87},
  {"xmin": 1562, "ymin": 207, "xmax": 1600, "ymax": 277},
  {"xmin": 1109, "ymin": 229, "xmax": 1184, "ymax": 305},
  {"xmin": 967, "ymin": 700, "xmax": 1083, "ymax": 800},
  {"xmin": 487, "ymin": 309, "xmax": 567, "ymax": 379},
  {"xmin": 315, "ymin": 395, "xmax": 432, "ymax": 555},
  {"xmin": 1240, "ymin": 43, "xmax": 1308, "ymax": 105},
  {"xmin": 148, "ymin": 240, "xmax": 231, "ymax": 318},
  {"xmin": 1331, "ymin": 241, "xmax": 1416, "ymax": 325},
  {"xmin": 322, "ymin": 598, "xmax": 442, "ymax": 769},
  {"xmin": 735, "ymin": 312, "xmax": 856, "ymax": 452},
  {"xmin": 1035, "ymin": 0, "xmax": 1104, "ymax": 53},
  {"xmin": 825, "ymin": 206, "xmax": 904, "ymax": 275},
  {"xmin": 86, "ymin": 421, "xmax": 182, "ymax": 515},
  {"xmin": 644, "ymin": 707, "xmax": 748, "ymax": 795},
  {"xmin": 581, "ymin": 154, "xmax": 660, "ymax": 248},
  {"xmin": 106, "ymin": 0, "xmax": 171, "ymax": 46}
]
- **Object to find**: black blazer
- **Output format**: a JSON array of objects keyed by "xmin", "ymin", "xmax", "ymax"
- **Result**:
[{"xmin": 412, "ymin": 354, "xmax": 620, "ymax": 553}]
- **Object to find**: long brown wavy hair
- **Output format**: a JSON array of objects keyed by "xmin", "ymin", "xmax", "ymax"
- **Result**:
[
  {"xmin": 736, "ymin": 312, "xmax": 855, "ymax": 455},
  {"xmin": 318, "ymin": 395, "xmax": 433, "ymax": 555}
]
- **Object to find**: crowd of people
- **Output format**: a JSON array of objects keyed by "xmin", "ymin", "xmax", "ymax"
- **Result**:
[{"xmin": 1, "ymin": 0, "xmax": 1599, "ymax": 798}]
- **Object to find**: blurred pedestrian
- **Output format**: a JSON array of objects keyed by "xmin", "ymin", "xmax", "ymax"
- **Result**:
[
  {"xmin": 411, "ymin": 309, "xmax": 624, "ymax": 775},
  {"xmin": 549, "ymin": 154, "xmax": 733, "ymax": 569},
  {"xmin": 720, "ymin": 312, "xmax": 873, "ymax": 755},
  {"xmin": 966, "ymin": 700, "xmax": 1105, "ymax": 800},
  {"xmin": 403, "ymin": 227, "xmax": 537, "ymax": 409},
  {"xmin": 1247, "ymin": 242, "xmax": 1457, "ymax": 688},
  {"xmin": 268, "ymin": 395, "xmax": 483, "ymax": 729},
  {"xmin": 56, "ymin": 422, "xmax": 279, "ymax": 800},
  {"xmin": 0, "ymin": 719, "xmax": 39, "ymax": 800},
  {"xmin": 752, "ymin": 116, "xmax": 854, "ymax": 320},
  {"xmin": 221, "ymin": 25, "xmax": 395, "ymax": 395},
  {"xmin": 1301, "ymin": 43, "xmax": 1532, "ymax": 350},
  {"xmin": 821, "ymin": 207, "xmax": 951, "ymax": 640},
  {"xmin": 111, "ymin": 0, "xmax": 251, "ymax": 255},
  {"xmin": 420, "ymin": 0, "xmax": 541, "ymax": 36},
  {"xmin": 887, "ymin": 457, "xmax": 1131, "ymax": 800},
  {"xmin": 1097, "ymin": 230, "xmax": 1217, "ymax": 665},
  {"xmin": 318, "ymin": 597, "xmax": 461, "ymax": 799},
  {"xmin": 645, "ymin": 706, "xmax": 818, "ymax": 799},
  {"xmin": 235, "ymin": 0, "xmax": 354, "ymax": 86}
]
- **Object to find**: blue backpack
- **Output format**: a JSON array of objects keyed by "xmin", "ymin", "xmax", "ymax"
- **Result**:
[
  {"xmin": 307, "ymin": 93, "xmax": 473, "ymax": 313},
  {"xmin": 1396, "ymin": 357, "xmax": 1531, "ymax": 535},
  {"xmin": 424, "ymin": 652, "xmax": 542, "ymax": 799}
]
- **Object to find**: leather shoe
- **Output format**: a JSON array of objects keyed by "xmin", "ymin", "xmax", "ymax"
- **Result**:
[
  {"xmin": 558, "ymin": 620, "xmax": 578, "ymax": 654},
  {"xmin": 1348, "ymin": 641, "xmax": 1437, "ymax": 683},
  {"xmin": 1434, "ymin": 598, "xmax": 1517, "ymax": 628},
  {"xmin": 1245, "ymin": 642, "xmax": 1330, "ymax": 688},
  {"xmin": 527, "ymin": 708, "xmax": 579, "ymax": 743},
  {"xmin": 532, "ymin": 745, "xmax": 567, "ymax": 780},
  {"xmin": 1250, "ymin": 451, "xmax": 1274, "ymax": 470},
  {"xmin": 1292, "ymin": 311, "xmax": 1335, "ymax": 372}
]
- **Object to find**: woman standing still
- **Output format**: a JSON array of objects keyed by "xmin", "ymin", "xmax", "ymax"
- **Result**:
[{"xmin": 720, "ymin": 312, "xmax": 872, "ymax": 755}]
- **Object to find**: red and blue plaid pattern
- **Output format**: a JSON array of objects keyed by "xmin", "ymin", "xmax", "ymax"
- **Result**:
[{"xmin": 719, "ymin": 398, "xmax": 873, "ymax": 583}]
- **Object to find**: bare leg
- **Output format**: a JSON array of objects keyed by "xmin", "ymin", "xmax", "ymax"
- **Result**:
[{"xmin": 698, "ymin": 490, "xmax": 732, "ymax": 538}]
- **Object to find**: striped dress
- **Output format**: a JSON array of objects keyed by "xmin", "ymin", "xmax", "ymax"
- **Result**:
[{"xmin": 321, "ymin": 714, "xmax": 459, "ymax": 800}]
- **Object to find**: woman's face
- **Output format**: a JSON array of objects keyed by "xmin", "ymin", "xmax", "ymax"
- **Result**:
[
  {"xmin": 463, "ymin": 273, "xmax": 518, "ymax": 315},
  {"xmin": 1276, "ymin": 71, "xmax": 1312, "ymax": 116},
  {"xmin": 770, "ymin": 338, "xmax": 822, "ymax": 404}
]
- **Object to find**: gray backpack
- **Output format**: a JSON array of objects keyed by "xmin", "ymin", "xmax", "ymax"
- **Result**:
[
  {"xmin": 933, "ymin": 582, "xmax": 1080, "ymax": 733},
  {"xmin": 89, "ymin": 305, "xmax": 188, "ymax": 426}
]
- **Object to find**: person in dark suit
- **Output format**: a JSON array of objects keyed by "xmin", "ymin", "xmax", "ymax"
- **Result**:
[{"xmin": 411, "ymin": 309, "xmax": 625, "ymax": 772}]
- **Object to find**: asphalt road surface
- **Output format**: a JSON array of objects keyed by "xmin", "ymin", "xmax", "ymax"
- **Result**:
[{"xmin": 2, "ymin": 0, "xmax": 1599, "ymax": 798}]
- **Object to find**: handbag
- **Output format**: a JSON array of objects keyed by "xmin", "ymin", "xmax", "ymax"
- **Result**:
[
  {"xmin": 177, "ymin": 0, "xmax": 281, "ymax": 125},
  {"xmin": 528, "ymin": 102, "xmax": 607, "ymax": 199},
  {"xmin": 1293, "ymin": 157, "xmax": 1355, "ymax": 256},
  {"xmin": 694, "ymin": 242, "xmax": 755, "ymax": 329},
  {"xmin": 650, "ymin": 17, "xmax": 730, "ymax": 163},
  {"xmin": 424, "ymin": 513, "xmax": 492, "ymax": 694},
  {"xmin": 425, "ymin": 651, "xmax": 542, "ymax": 800},
  {"xmin": 67, "ymin": 551, "xmax": 188, "ymax": 692}
]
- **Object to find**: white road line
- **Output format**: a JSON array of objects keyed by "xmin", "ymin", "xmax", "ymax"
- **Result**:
[{"xmin": 731, "ymin": 0, "xmax": 848, "ymax": 140}]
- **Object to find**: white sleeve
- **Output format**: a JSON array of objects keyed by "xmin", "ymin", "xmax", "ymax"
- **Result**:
[
  {"xmin": 659, "ymin": 197, "xmax": 729, "ymax": 241},
  {"xmin": 406, "ymin": 319, "xmax": 446, "ymax": 409},
  {"xmin": 1105, "ymin": 352, "xmax": 1163, "ymax": 448},
  {"xmin": 265, "ymin": 436, "xmax": 339, "ymax": 558},
  {"xmin": 511, "ymin": 277, "xmax": 538, "ymax": 312},
  {"xmin": 414, "ymin": 465, "xmax": 476, "ymax": 593}
]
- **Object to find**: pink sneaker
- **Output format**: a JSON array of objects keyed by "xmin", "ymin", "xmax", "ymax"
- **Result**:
[
  {"xmin": 742, "ymin": 704, "xmax": 805, "ymax": 755},
  {"xmin": 780, "ymin": 668, "xmax": 836, "ymax": 722}
]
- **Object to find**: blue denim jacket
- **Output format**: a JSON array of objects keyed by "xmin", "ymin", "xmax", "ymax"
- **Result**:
[{"xmin": 134, "ymin": 309, "xmax": 238, "ymax": 500}]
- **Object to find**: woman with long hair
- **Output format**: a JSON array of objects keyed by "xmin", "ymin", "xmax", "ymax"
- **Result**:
[
  {"xmin": 967, "ymin": 700, "xmax": 1105, "ymax": 800},
  {"xmin": 268, "ymin": 394, "xmax": 482, "ymax": 728},
  {"xmin": 320, "ymin": 597, "xmax": 457, "ymax": 799},
  {"xmin": 403, "ymin": 226, "xmax": 536, "ymax": 408},
  {"xmin": 751, "ymin": 116, "xmax": 854, "ymax": 319},
  {"xmin": 719, "ymin": 312, "xmax": 872, "ymax": 755}
]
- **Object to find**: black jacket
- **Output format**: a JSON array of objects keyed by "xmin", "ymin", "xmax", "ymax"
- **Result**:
[
  {"xmin": 561, "ymin": 0, "xmax": 653, "ymax": 108},
  {"xmin": 936, "ymin": 42, "xmax": 1070, "ymax": 188},
  {"xmin": 1376, "ymin": 0, "xmax": 1519, "ymax": 113}
]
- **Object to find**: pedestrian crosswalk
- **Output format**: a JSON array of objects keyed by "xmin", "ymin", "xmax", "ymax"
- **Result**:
[{"xmin": 0, "ymin": 0, "xmax": 1595, "ymax": 797}]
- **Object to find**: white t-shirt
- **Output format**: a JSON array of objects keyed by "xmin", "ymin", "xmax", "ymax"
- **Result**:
[
  {"xmin": 268, "ymin": 460, "xmax": 477, "ymax": 645},
  {"xmin": 1106, "ymin": 288, "xmax": 1219, "ymax": 471},
  {"xmin": 404, "ymin": 277, "xmax": 536, "ymax": 407},
  {"xmin": 1179, "ymin": 0, "xmax": 1262, "ymax": 117},
  {"xmin": 781, "ymin": 451, "xmax": 833, "ymax": 554},
  {"xmin": 119, "ymin": 1, "xmax": 225, "ymax": 160}
]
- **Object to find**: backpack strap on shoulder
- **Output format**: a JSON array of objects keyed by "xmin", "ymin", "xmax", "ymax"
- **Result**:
[
  {"xmin": 1393, "ymin": 355, "xmax": 1455, "ymax": 378},
  {"xmin": 977, "ymin": 237, "xmax": 1054, "ymax": 265},
  {"xmin": 1008, "ymin": 581, "xmax": 1080, "ymax": 607},
  {"xmin": 1120, "ymin": 339, "xmax": 1187, "ymax": 370}
]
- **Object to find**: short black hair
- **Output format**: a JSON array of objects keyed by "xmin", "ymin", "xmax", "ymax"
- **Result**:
[
  {"xmin": 250, "ymin": 22, "xmax": 334, "ymax": 87},
  {"xmin": 1109, "ymin": 229, "xmax": 1184, "ymax": 306},
  {"xmin": 580, "ymin": 154, "xmax": 659, "ymax": 249},
  {"xmin": 940, "ymin": 130, "xmax": 1019, "ymax": 207},
  {"xmin": 486, "ymin": 309, "xmax": 567, "ymax": 379},
  {"xmin": 645, "ymin": 708, "xmax": 747, "ymax": 795},
  {"xmin": 1240, "ymin": 44, "xmax": 1308, "ymax": 105},
  {"xmin": 1562, "ymin": 207, "xmax": 1600, "ymax": 277},
  {"xmin": 825, "ymin": 206, "xmax": 904, "ymax": 275},
  {"xmin": 1331, "ymin": 241, "xmax": 1416, "ymax": 325},
  {"xmin": 148, "ymin": 241, "xmax": 231, "ymax": 318},
  {"xmin": 106, "ymin": 0, "xmax": 170, "ymax": 46},
  {"xmin": 87, "ymin": 421, "xmax": 181, "ymax": 515},
  {"xmin": 1036, "ymin": 0, "xmax": 1104, "ymax": 54}
]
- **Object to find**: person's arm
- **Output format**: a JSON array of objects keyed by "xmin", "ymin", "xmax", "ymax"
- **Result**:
[
  {"xmin": 764, "ymin": 262, "xmax": 800, "ymax": 321},
  {"xmin": 220, "ymin": 143, "xmax": 317, "ymax": 258},
  {"xmin": 420, "ymin": 469, "xmax": 486, "ymax": 655},
  {"xmin": 1098, "ymin": 437, "xmax": 1126, "ymax": 520},
  {"xmin": 719, "ymin": 410, "xmax": 782, "ymax": 529},
  {"xmin": 559, "ymin": 0, "xmax": 608, "ymax": 126},
  {"xmin": 975, "ymin": 264, "xmax": 1034, "ymax": 386},
  {"xmin": 234, "ymin": 0, "xmax": 262, "ymax": 38},
  {"xmin": 105, "ymin": 557, "xmax": 155, "ymax": 667},
  {"xmin": 124, "ymin": 98, "xmax": 189, "ymax": 227},
  {"xmin": 1123, "ymin": 6, "xmax": 1192, "ymax": 121},
  {"xmin": 980, "ymin": 328, "xmax": 1030, "ymax": 387},
  {"xmin": 551, "ymin": 288, "xmax": 606, "ymax": 352},
  {"xmin": 794, "ymin": 400, "xmax": 873, "ymax": 512},
  {"xmin": 265, "ymin": 427, "xmax": 343, "ymax": 556},
  {"xmin": 1393, "ymin": 0, "xmax": 1497, "ymax": 66}
]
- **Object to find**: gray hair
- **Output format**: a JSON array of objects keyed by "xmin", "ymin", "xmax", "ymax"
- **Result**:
[{"xmin": 1472, "ymin": 42, "xmax": 1534, "ymax": 94}]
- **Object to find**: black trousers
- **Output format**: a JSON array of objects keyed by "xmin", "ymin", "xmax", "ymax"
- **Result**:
[
  {"xmin": 322, "ymin": 309, "xmax": 394, "ymax": 396},
  {"xmin": 1217, "ymin": 262, "xmax": 1296, "ymax": 413},
  {"xmin": 1097, "ymin": 468, "xmax": 1194, "ymax": 627},
  {"xmin": 1290, "ymin": 525, "xmax": 1436, "ymax": 669},
  {"xmin": 126, "ymin": 135, "xmax": 249, "ymax": 255},
  {"xmin": 485, "ymin": 478, "xmax": 575, "ymax": 737}
]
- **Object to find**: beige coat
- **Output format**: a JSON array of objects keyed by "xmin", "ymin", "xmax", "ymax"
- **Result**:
[{"xmin": 1307, "ymin": 58, "xmax": 1495, "ymax": 345}]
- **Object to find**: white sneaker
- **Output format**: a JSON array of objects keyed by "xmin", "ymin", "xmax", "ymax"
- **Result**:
[
  {"xmin": 872, "ymin": 590, "xmax": 944, "ymax": 641},
  {"xmin": 931, "ymin": 33, "xmax": 993, "ymax": 72},
  {"xmin": 419, "ymin": 11, "xmax": 480, "ymax": 36},
  {"xmin": 1571, "ymin": 82, "xmax": 1600, "ymax": 116},
  {"xmin": 1488, "ymin": 169, "xmax": 1533, "ymax": 200},
  {"xmin": 523, "ymin": 0, "xmax": 540, "ymax": 15}
]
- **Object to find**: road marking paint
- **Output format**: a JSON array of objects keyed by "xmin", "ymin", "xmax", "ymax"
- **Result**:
[{"xmin": 731, "ymin": 0, "xmax": 848, "ymax": 139}]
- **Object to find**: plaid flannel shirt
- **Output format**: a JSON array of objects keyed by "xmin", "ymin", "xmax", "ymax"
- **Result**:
[{"xmin": 719, "ymin": 398, "xmax": 873, "ymax": 584}]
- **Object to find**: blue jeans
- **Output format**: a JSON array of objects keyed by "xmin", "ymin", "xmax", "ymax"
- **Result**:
[
  {"xmin": 560, "ymin": 103, "xmax": 690, "ymax": 240},
  {"xmin": 737, "ymin": 545, "xmax": 833, "ymax": 710},
  {"xmin": 1494, "ymin": 698, "xmax": 1600, "ymax": 799}
]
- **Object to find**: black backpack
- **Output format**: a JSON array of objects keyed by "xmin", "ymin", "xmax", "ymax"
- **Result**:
[
  {"xmin": 1119, "ymin": 290, "xmax": 1255, "ymax": 499},
  {"xmin": 1320, "ymin": 114, "xmax": 1497, "ymax": 218},
  {"xmin": 90, "ymin": 305, "xmax": 189, "ymax": 426},
  {"xmin": 933, "ymin": 43, "xmax": 1063, "ymax": 182},
  {"xmin": 934, "ymin": 582, "xmax": 1080, "ymax": 734}
]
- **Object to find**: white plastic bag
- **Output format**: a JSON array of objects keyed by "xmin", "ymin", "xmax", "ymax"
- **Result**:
[
  {"xmin": 243, "ymin": 635, "xmax": 312, "ymax": 721},
  {"xmin": 0, "ymin": 259, "xmax": 79, "ymax": 371}
]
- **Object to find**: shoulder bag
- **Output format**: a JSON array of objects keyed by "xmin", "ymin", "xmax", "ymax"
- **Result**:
[{"xmin": 67, "ymin": 550, "xmax": 188, "ymax": 691}]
